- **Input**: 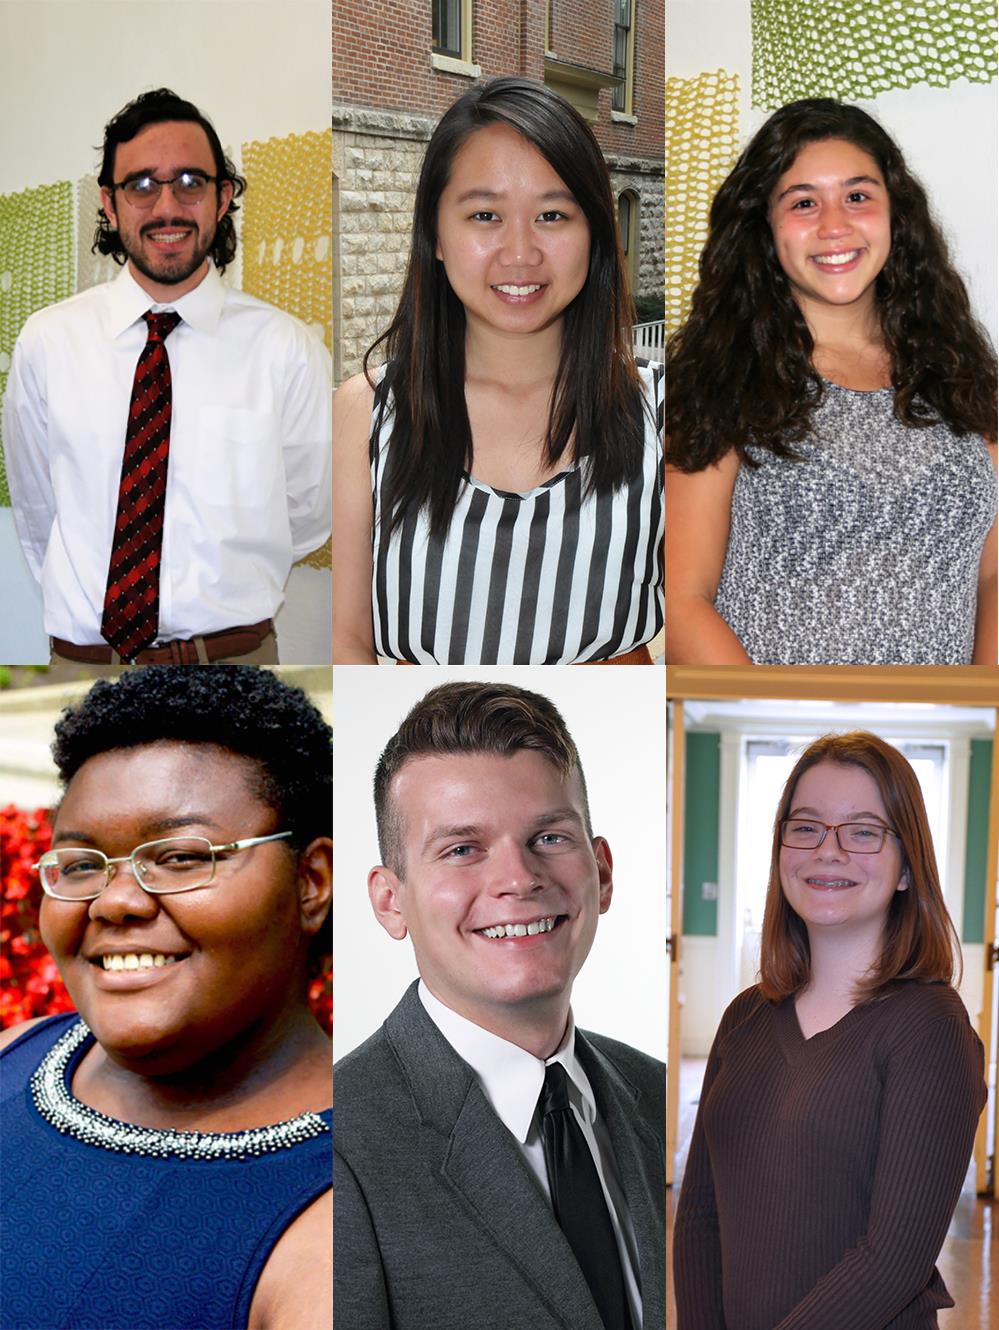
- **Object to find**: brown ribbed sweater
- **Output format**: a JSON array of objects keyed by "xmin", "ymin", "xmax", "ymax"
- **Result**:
[{"xmin": 672, "ymin": 981, "xmax": 986, "ymax": 1330}]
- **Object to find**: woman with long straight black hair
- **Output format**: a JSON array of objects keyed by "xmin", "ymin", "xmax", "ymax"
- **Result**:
[{"xmin": 333, "ymin": 77, "xmax": 663, "ymax": 664}]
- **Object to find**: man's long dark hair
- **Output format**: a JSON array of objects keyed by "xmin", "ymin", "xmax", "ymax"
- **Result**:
[
  {"xmin": 365, "ymin": 77, "xmax": 645, "ymax": 540},
  {"xmin": 666, "ymin": 98, "xmax": 997, "ymax": 472},
  {"xmin": 92, "ymin": 88, "xmax": 246, "ymax": 274}
]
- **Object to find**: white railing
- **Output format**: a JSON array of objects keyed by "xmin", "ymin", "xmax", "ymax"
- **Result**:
[{"xmin": 633, "ymin": 319, "xmax": 665, "ymax": 363}]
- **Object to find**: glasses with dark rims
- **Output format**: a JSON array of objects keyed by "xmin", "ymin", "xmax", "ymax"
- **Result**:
[
  {"xmin": 33, "ymin": 832, "xmax": 293, "ymax": 902},
  {"xmin": 112, "ymin": 171, "xmax": 218, "ymax": 208},
  {"xmin": 779, "ymin": 820, "xmax": 899, "ymax": 854}
]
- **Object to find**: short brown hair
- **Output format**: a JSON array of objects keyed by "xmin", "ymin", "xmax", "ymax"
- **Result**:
[
  {"xmin": 759, "ymin": 731, "xmax": 960, "ymax": 1002},
  {"xmin": 374, "ymin": 682, "xmax": 589, "ymax": 873}
]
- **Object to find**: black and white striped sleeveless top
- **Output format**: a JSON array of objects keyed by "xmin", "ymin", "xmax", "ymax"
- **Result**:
[{"xmin": 369, "ymin": 364, "xmax": 663, "ymax": 664}]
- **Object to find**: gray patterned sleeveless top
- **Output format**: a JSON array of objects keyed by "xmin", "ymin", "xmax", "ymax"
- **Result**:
[{"xmin": 714, "ymin": 382, "xmax": 996, "ymax": 664}]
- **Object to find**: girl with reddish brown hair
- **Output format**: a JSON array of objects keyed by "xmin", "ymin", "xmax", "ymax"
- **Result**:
[{"xmin": 673, "ymin": 731, "xmax": 985, "ymax": 1330}]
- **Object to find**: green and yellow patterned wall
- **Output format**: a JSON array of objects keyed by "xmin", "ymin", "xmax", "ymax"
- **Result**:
[
  {"xmin": 666, "ymin": 0, "xmax": 998, "ymax": 338},
  {"xmin": 0, "ymin": 182, "xmax": 74, "ymax": 505}
]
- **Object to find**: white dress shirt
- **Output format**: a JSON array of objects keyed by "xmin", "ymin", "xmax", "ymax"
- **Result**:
[
  {"xmin": 2, "ymin": 263, "xmax": 331, "ymax": 642},
  {"xmin": 418, "ymin": 982, "xmax": 643, "ymax": 1328}
]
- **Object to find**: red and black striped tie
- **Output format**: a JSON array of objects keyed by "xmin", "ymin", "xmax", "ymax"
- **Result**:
[{"xmin": 101, "ymin": 310, "xmax": 181, "ymax": 660}]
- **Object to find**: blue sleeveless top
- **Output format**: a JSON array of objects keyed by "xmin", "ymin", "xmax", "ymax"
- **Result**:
[{"xmin": 1, "ymin": 1013, "xmax": 332, "ymax": 1330}]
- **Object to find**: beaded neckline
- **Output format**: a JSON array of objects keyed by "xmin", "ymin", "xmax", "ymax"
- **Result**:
[{"xmin": 30, "ymin": 1019, "xmax": 331, "ymax": 1161}]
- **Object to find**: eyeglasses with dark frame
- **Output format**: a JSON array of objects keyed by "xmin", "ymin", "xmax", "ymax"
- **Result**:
[
  {"xmin": 111, "ymin": 171, "xmax": 220, "ymax": 208},
  {"xmin": 779, "ymin": 820, "xmax": 900, "ymax": 854},
  {"xmin": 33, "ymin": 832, "xmax": 293, "ymax": 902}
]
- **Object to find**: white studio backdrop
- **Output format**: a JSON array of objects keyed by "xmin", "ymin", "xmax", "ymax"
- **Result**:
[
  {"xmin": 0, "ymin": 0, "xmax": 331, "ymax": 664},
  {"xmin": 666, "ymin": 0, "xmax": 999, "ymax": 344},
  {"xmin": 333, "ymin": 665, "xmax": 669, "ymax": 1062}
]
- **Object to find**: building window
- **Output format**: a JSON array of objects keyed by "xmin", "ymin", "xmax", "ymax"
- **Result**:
[
  {"xmin": 612, "ymin": 0, "xmax": 635, "ymax": 115},
  {"xmin": 433, "ymin": 0, "xmax": 462, "ymax": 57}
]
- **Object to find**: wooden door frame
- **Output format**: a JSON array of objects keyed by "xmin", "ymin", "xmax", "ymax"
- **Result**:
[{"xmin": 667, "ymin": 698, "xmax": 684, "ymax": 1186}]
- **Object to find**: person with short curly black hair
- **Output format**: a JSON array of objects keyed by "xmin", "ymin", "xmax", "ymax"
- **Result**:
[
  {"xmin": 665, "ymin": 99, "xmax": 997, "ymax": 667},
  {"xmin": 4, "ymin": 89, "xmax": 331, "ymax": 668},
  {"xmin": 0, "ymin": 666, "xmax": 332, "ymax": 1330}
]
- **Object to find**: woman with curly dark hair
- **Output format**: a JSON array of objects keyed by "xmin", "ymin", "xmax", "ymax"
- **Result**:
[
  {"xmin": 333, "ymin": 77, "xmax": 664, "ymax": 665},
  {"xmin": 665, "ymin": 99, "xmax": 997, "ymax": 665}
]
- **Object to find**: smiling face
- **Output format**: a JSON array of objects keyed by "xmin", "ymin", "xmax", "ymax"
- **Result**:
[
  {"xmin": 434, "ymin": 122, "xmax": 591, "ymax": 341},
  {"xmin": 779, "ymin": 760, "xmax": 907, "ymax": 938},
  {"xmin": 769, "ymin": 137, "xmax": 891, "ymax": 324},
  {"xmin": 368, "ymin": 749, "xmax": 611, "ymax": 1044},
  {"xmin": 100, "ymin": 120, "xmax": 233, "ymax": 301},
  {"xmin": 40, "ymin": 741, "xmax": 319, "ymax": 1074}
]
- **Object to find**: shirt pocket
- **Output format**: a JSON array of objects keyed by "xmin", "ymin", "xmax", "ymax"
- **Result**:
[{"xmin": 195, "ymin": 407, "xmax": 282, "ymax": 508}]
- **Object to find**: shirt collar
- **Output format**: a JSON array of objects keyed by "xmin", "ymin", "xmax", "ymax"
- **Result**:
[
  {"xmin": 107, "ymin": 261, "xmax": 225, "ymax": 340},
  {"xmin": 417, "ymin": 981, "xmax": 598, "ymax": 1144}
]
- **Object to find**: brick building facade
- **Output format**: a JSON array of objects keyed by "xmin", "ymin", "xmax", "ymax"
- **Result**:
[{"xmin": 333, "ymin": 0, "xmax": 665, "ymax": 381}]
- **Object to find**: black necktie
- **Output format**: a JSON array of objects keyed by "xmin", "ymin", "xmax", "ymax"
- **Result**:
[{"xmin": 539, "ymin": 1062, "xmax": 632, "ymax": 1330}]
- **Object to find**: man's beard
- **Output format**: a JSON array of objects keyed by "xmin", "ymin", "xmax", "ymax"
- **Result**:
[{"xmin": 120, "ymin": 218, "xmax": 215, "ymax": 286}]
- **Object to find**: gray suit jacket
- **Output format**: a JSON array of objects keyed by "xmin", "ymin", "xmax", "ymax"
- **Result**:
[{"xmin": 335, "ymin": 982, "xmax": 665, "ymax": 1330}]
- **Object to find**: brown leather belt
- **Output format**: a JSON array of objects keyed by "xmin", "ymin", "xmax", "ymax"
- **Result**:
[{"xmin": 52, "ymin": 620, "xmax": 274, "ymax": 666}]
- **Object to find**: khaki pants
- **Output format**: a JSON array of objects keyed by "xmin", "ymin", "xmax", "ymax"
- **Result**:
[{"xmin": 45, "ymin": 631, "xmax": 279, "ymax": 683}]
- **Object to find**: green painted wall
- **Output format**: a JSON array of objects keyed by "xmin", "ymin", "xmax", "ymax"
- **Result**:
[
  {"xmin": 683, "ymin": 731, "xmax": 720, "ymax": 936},
  {"xmin": 963, "ymin": 738, "xmax": 993, "ymax": 945}
]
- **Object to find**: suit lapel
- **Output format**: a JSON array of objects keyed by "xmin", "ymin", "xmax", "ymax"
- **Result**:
[
  {"xmin": 577, "ymin": 1034, "xmax": 666, "ymax": 1330},
  {"xmin": 385, "ymin": 986, "xmax": 605, "ymax": 1330},
  {"xmin": 444, "ymin": 1086, "xmax": 607, "ymax": 1330}
]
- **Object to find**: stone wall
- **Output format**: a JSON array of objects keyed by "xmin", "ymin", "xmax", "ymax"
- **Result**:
[
  {"xmin": 608, "ymin": 156, "xmax": 665, "ymax": 303},
  {"xmin": 333, "ymin": 108, "xmax": 433, "ymax": 382}
]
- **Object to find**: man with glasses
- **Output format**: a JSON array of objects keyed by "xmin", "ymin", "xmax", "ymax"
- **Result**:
[{"xmin": 3, "ymin": 89, "xmax": 331, "ymax": 668}]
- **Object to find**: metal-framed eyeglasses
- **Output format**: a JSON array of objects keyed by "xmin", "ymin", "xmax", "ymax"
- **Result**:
[
  {"xmin": 780, "ymin": 820, "xmax": 899, "ymax": 854},
  {"xmin": 111, "ymin": 171, "xmax": 219, "ymax": 208},
  {"xmin": 33, "ymin": 832, "xmax": 293, "ymax": 902}
]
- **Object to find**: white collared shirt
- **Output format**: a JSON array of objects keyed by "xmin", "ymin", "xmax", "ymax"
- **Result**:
[
  {"xmin": 3, "ymin": 263, "xmax": 331, "ymax": 642},
  {"xmin": 419, "ymin": 982, "xmax": 643, "ymax": 1328}
]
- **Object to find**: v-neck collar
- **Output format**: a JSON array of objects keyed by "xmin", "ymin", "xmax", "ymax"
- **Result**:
[{"xmin": 773, "ymin": 993, "xmax": 869, "ymax": 1066}]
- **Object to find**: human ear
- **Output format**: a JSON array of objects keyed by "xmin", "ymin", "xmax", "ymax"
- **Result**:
[
  {"xmin": 368, "ymin": 866, "xmax": 408, "ymax": 940},
  {"xmin": 100, "ymin": 187, "xmax": 118, "ymax": 231},
  {"xmin": 593, "ymin": 837, "xmax": 614, "ymax": 914},
  {"xmin": 297, "ymin": 837, "xmax": 333, "ymax": 934},
  {"xmin": 216, "ymin": 179, "xmax": 234, "ymax": 221}
]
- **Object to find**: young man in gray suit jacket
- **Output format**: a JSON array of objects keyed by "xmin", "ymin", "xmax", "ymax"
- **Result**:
[{"xmin": 335, "ymin": 681, "xmax": 666, "ymax": 1330}]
